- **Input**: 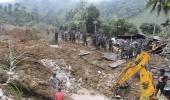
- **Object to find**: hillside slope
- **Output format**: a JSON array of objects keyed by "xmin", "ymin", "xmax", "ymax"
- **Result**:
[
  {"xmin": 15, "ymin": 0, "xmax": 147, "ymax": 21},
  {"xmin": 128, "ymin": 8, "xmax": 168, "ymax": 27}
]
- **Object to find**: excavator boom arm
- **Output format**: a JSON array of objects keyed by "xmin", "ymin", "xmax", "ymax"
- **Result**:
[
  {"xmin": 140, "ymin": 67, "xmax": 155, "ymax": 100},
  {"xmin": 112, "ymin": 51, "xmax": 150, "ymax": 88},
  {"xmin": 112, "ymin": 51, "xmax": 156, "ymax": 100}
]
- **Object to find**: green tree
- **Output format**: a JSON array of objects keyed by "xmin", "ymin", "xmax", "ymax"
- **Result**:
[
  {"xmin": 147, "ymin": 0, "xmax": 170, "ymax": 35},
  {"xmin": 69, "ymin": 21, "xmax": 78, "ymax": 30},
  {"xmin": 0, "ymin": 4, "xmax": 3, "ymax": 11},
  {"xmin": 100, "ymin": 23, "xmax": 111, "ymax": 36},
  {"xmin": 112, "ymin": 19, "xmax": 138, "ymax": 35},
  {"xmin": 65, "ymin": 9, "xmax": 77, "ymax": 22},
  {"xmin": 8, "ymin": 4, "xmax": 13, "ymax": 14},
  {"xmin": 86, "ymin": 5, "xmax": 100, "ymax": 33},
  {"xmin": 147, "ymin": 0, "xmax": 170, "ymax": 15},
  {"xmin": 4, "ymin": 6, "xmax": 8, "ymax": 12},
  {"xmin": 140, "ymin": 23, "xmax": 161, "ymax": 34},
  {"xmin": 64, "ymin": 0, "xmax": 88, "ymax": 32},
  {"xmin": 109, "ymin": 18, "xmax": 138, "ymax": 36}
]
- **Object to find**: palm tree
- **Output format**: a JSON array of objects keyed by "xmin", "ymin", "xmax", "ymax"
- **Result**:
[
  {"xmin": 147, "ymin": 0, "xmax": 170, "ymax": 14},
  {"xmin": 146, "ymin": 0, "xmax": 170, "ymax": 35}
]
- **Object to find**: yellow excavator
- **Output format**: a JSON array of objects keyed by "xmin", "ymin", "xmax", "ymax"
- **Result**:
[{"xmin": 112, "ymin": 51, "xmax": 157, "ymax": 100}]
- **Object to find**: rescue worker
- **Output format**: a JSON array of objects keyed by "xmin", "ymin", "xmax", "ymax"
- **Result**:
[
  {"xmin": 109, "ymin": 39, "xmax": 113, "ymax": 52},
  {"xmin": 55, "ymin": 32, "xmax": 59, "ymax": 44},
  {"xmin": 46, "ymin": 29, "xmax": 49, "ymax": 35},
  {"xmin": 69, "ymin": 31, "xmax": 72, "ymax": 42},
  {"xmin": 92, "ymin": 34, "xmax": 97, "ymax": 46},
  {"xmin": 128, "ymin": 45, "xmax": 133, "ymax": 60},
  {"xmin": 72, "ymin": 32, "xmax": 76, "ymax": 43},
  {"xmin": 55, "ymin": 88, "xmax": 64, "ymax": 100},
  {"xmin": 96, "ymin": 35, "xmax": 101, "ymax": 50},
  {"xmin": 64, "ymin": 32, "xmax": 68, "ymax": 41},
  {"xmin": 61, "ymin": 32, "xmax": 64, "ymax": 41},
  {"xmin": 49, "ymin": 73, "xmax": 60, "ymax": 91},
  {"xmin": 76, "ymin": 31, "xmax": 81, "ymax": 43},
  {"xmin": 155, "ymin": 69, "xmax": 168, "ymax": 96},
  {"xmin": 82, "ymin": 33, "xmax": 88, "ymax": 46},
  {"xmin": 101, "ymin": 36, "xmax": 106, "ymax": 51}
]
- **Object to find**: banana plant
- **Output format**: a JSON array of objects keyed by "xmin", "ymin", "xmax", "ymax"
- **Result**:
[{"xmin": 7, "ymin": 82, "xmax": 22, "ymax": 100}]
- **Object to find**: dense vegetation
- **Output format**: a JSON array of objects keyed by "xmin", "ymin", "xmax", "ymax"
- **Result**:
[
  {"xmin": 0, "ymin": 3, "xmax": 40, "ymax": 26},
  {"xmin": 0, "ymin": 0, "xmax": 168, "ymax": 37}
]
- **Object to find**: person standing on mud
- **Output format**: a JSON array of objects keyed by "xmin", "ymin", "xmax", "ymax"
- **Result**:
[
  {"xmin": 82, "ymin": 33, "xmax": 88, "ymax": 46},
  {"xmin": 64, "ymin": 31, "xmax": 68, "ymax": 41},
  {"xmin": 49, "ymin": 73, "xmax": 60, "ymax": 91},
  {"xmin": 61, "ymin": 32, "xmax": 64, "ymax": 41},
  {"xmin": 72, "ymin": 32, "xmax": 76, "ymax": 43},
  {"xmin": 55, "ymin": 88, "xmax": 64, "ymax": 100},
  {"xmin": 155, "ymin": 69, "xmax": 168, "ymax": 96},
  {"xmin": 109, "ymin": 39, "xmax": 113, "ymax": 52},
  {"xmin": 46, "ymin": 29, "xmax": 50, "ymax": 35},
  {"xmin": 55, "ymin": 31, "xmax": 59, "ymax": 44}
]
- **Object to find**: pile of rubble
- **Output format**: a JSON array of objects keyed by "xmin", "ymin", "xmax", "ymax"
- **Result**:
[{"xmin": 40, "ymin": 59, "xmax": 81, "ymax": 92}]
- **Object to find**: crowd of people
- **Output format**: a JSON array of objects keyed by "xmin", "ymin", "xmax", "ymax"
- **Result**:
[
  {"xmin": 118, "ymin": 39, "xmax": 146, "ymax": 60},
  {"xmin": 50, "ymin": 30, "xmax": 169, "ymax": 100},
  {"xmin": 57, "ymin": 31, "xmax": 115, "ymax": 52},
  {"xmin": 60, "ymin": 31, "xmax": 88, "ymax": 46},
  {"xmin": 53, "ymin": 30, "xmax": 149, "ymax": 60}
]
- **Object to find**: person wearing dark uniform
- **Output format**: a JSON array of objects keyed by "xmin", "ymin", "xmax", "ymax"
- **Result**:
[
  {"xmin": 61, "ymin": 32, "xmax": 64, "ymax": 41},
  {"xmin": 72, "ymin": 33, "xmax": 76, "ymax": 43},
  {"xmin": 82, "ymin": 33, "xmax": 88, "ymax": 46},
  {"xmin": 128, "ymin": 45, "xmax": 133, "ymax": 60},
  {"xmin": 55, "ymin": 32, "xmax": 59, "ymax": 44},
  {"xmin": 155, "ymin": 69, "xmax": 168, "ymax": 96},
  {"xmin": 109, "ymin": 39, "xmax": 113, "ymax": 52},
  {"xmin": 64, "ymin": 32, "xmax": 68, "ymax": 41}
]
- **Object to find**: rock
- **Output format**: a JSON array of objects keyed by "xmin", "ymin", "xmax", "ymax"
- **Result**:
[
  {"xmin": 97, "ymin": 71, "xmax": 102, "ymax": 74},
  {"xmin": 103, "ymin": 53, "xmax": 118, "ymax": 61},
  {"xmin": 91, "ymin": 61, "xmax": 98, "ymax": 65},
  {"xmin": 79, "ymin": 50, "xmax": 91, "ymax": 56},
  {"xmin": 49, "ymin": 45, "xmax": 59, "ymax": 48}
]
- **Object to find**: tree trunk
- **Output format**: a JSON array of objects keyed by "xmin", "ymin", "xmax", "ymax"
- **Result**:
[{"xmin": 153, "ymin": 16, "xmax": 158, "ymax": 35}]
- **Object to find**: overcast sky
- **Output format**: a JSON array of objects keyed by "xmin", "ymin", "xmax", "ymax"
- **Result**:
[
  {"xmin": 0, "ymin": 0, "xmax": 15, "ymax": 3},
  {"xmin": 0, "ymin": 0, "xmax": 112, "ymax": 3}
]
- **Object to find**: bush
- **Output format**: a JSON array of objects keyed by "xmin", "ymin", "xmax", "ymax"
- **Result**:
[{"xmin": 139, "ymin": 23, "xmax": 161, "ymax": 35}]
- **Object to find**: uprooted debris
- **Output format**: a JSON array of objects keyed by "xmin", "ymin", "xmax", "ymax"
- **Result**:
[
  {"xmin": 40, "ymin": 59, "xmax": 81, "ymax": 92},
  {"xmin": 79, "ymin": 50, "xmax": 92, "ymax": 56},
  {"xmin": 103, "ymin": 53, "xmax": 118, "ymax": 61},
  {"xmin": 109, "ymin": 60, "xmax": 126, "ymax": 68},
  {"xmin": 0, "ymin": 26, "xmax": 169, "ymax": 100},
  {"xmin": 0, "ymin": 88, "xmax": 14, "ymax": 100}
]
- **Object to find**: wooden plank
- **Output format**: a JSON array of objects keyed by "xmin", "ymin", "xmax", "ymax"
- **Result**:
[
  {"xmin": 103, "ymin": 53, "xmax": 118, "ymax": 61},
  {"xmin": 79, "ymin": 50, "xmax": 91, "ymax": 56},
  {"xmin": 0, "ymin": 88, "xmax": 3, "ymax": 97},
  {"xmin": 109, "ymin": 60, "xmax": 126, "ymax": 68}
]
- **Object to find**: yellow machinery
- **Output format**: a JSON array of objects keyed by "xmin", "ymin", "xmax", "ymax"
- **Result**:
[{"xmin": 112, "ymin": 51, "xmax": 157, "ymax": 100}]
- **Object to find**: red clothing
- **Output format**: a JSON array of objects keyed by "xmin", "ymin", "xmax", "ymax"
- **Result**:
[{"xmin": 55, "ymin": 92, "xmax": 64, "ymax": 100}]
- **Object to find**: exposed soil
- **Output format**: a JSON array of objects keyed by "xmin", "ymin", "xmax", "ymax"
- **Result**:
[{"xmin": 0, "ymin": 26, "xmax": 169, "ymax": 100}]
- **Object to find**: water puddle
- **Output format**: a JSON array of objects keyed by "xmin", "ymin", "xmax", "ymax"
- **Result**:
[{"xmin": 71, "ymin": 88, "xmax": 109, "ymax": 100}]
